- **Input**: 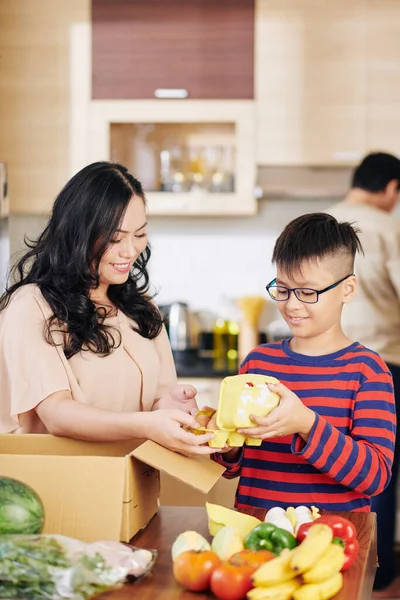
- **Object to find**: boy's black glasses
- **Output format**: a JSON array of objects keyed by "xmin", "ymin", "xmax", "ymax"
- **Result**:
[{"xmin": 266, "ymin": 274, "xmax": 354, "ymax": 304}]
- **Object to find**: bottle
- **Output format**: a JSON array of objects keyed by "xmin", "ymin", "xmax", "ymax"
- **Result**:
[
  {"xmin": 213, "ymin": 317, "xmax": 239, "ymax": 373},
  {"xmin": 226, "ymin": 319, "xmax": 239, "ymax": 372},
  {"xmin": 213, "ymin": 318, "xmax": 228, "ymax": 372},
  {"xmin": 188, "ymin": 146, "xmax": 206, "ymax": 192}
]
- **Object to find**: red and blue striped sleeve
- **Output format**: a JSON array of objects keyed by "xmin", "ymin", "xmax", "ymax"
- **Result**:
[
  {"xmin": 292, "ymin": 372, "xmax": 396, "ymax": 495},
  {"xmin": 212, "ymin": 447, "xmax": 243, "ymax": 478}
]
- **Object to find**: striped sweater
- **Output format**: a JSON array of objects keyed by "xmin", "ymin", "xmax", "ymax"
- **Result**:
[{"xmin": 212, "ymin": 340, "xmax": 396, "ymax": 512}]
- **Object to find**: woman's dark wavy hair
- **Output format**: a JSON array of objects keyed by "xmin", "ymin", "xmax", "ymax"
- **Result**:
[{"xmin": 0, "ymin": 161, "xmax": 162, "ymax": 358}]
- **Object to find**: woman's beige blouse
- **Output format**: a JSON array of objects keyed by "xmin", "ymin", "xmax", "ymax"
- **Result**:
[{"xmin": 0, "ymin": 285, "xmax": 177, "ymax": 434}]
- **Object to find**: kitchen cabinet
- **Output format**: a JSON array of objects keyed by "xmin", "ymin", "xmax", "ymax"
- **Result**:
[
  {"xmin": 256, "ymin": 0, "xmax": 368, "ymax": 165},
  {"xmin": 71, "ymin": 22, "xmax": 257, "ymax": 216},
  {"xmin": 92, "ymin": 0, "xmax": 254, "ymax": 100},
  {"xmin": 366, "ymin": 0, "xmax": 400, "ymax": 155}
]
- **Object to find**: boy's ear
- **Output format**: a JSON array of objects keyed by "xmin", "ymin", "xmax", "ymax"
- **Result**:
[
  {"xmin": 343, "ymin": 275, "xmax": 356, "ymax": 303},
  {"xmin": 385, "ymin": 179, "xmax": 398, "ymax": 197}
]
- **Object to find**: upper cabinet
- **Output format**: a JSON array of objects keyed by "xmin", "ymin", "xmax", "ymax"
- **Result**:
[
  {"xmin": 366, "ymin": 0, "xmax": 400, "ymax": 156},
  {"xmin": 92, "ymin": 0, "xmax": 254, "ymax": 100},
  {"xmin": 256, "ymin": 0, "xmax": 367, "ymax": 165}
]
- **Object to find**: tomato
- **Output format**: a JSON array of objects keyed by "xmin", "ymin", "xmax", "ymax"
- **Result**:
[
  {"xmin": 173, "ymin": 549, "xmax": 221, "ymax": 592},
  {"xmin": 229, "ymin": 549, "xmax": 274, "ymax": 571},
  {"xmin": 210, "ymin": 563, "xmax": 254, "ymax": 600}
]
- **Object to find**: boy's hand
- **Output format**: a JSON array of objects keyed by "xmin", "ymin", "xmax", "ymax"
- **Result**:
[{"xmin": 237, "ymin": 382, "xmax": 316, "ymax": 442}]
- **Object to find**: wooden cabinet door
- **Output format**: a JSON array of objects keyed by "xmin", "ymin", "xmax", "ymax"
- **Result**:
[
  {"xmin": 366, "ymin": 0, "xmax": 400, "ymax": 156},
  {"xmin": 92, "ymin": 0, "xmax": 254, "ymax": 100},
  {"xmin": 256, "ymin": 0, "xmax": 367, "ymax": 165}
]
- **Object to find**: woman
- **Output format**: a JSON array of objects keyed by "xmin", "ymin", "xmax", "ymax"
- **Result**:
[{"xmin": 0, "ymin": 161, "xmax": 219, "ymax": 456}]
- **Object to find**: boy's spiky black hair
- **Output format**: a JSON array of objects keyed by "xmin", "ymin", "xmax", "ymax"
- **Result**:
[{"xmin": 272, "ymin": 213, "xmax": 364, "ymax": 275}]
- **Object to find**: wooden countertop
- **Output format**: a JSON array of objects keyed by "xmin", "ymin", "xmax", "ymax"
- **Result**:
[{"xmin": 99, "ymin": 506, "xmax": 377, "ymax": 600}]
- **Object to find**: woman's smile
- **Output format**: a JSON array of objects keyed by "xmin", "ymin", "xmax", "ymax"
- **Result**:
[{"xmin": 111, "ymin": 262, "xmax": 132, "ymax": 273}]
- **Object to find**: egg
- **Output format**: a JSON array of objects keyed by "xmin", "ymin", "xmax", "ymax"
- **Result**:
[
  {"xmin": 265, "ymin": 507, "xmax": 286, "ymax": 521},
  {"xmin": 294, "ymin": 505, "xmax": 311, "ymax": 516}
]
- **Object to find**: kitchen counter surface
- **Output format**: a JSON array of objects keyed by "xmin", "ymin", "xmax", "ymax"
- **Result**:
[{"xmin": 99, "ymin": 506, "xmax": 377, "ymax": 600}]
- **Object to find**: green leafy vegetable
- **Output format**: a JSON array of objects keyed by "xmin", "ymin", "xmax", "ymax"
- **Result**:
[{"xmin": 0, "ymin": 535, "xmax": 121, "ymax": 599}]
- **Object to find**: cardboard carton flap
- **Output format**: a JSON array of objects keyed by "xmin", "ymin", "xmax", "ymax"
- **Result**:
[
  {"xmin": 0, "ymin": 434, "xmax": 142, "ymax": 458},
  {"xmin": 131, "ymin": 441, "xmax": 226, "ymax": 494}
]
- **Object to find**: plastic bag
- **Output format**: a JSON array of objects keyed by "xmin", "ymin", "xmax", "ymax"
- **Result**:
[{"xmin": 0, "ymin": 534, "xmax": 157, "ymax": 599}]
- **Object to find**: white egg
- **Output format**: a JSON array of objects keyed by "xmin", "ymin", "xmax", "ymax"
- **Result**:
[
  {"xmin": 295, "ymin": 506, "xmax": 311, "ymax": 516},
  {"xmin": 268, "ymin": 516, "xmax": 292, "ymax": 530},
  {"xmin": 265, "ymin": 507, "xmax": 286, "ymax": 521}
]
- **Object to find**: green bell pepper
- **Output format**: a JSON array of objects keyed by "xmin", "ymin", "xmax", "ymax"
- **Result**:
[{"xmin": 244, "ymin": 522, "xmax": 297, "ymax": 555}]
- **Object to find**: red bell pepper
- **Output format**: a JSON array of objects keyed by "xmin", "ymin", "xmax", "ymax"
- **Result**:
[{"xmin": 297, "ymin": 515, "xmax": 359, "ymax": 571}]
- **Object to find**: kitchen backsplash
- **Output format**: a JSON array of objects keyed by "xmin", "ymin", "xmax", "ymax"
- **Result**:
[{"xmin": 10, "ymin": 197, "xmax": 337, "ymax": 319}]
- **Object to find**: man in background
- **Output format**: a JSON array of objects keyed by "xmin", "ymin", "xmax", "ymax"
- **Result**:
[{"xmin": 328, "ymin": 152, "xmax": 400, "ymax": 598}]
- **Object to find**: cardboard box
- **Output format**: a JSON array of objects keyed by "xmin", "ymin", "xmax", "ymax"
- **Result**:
[
  {"xmin": 160, "ymin": 472, "xmax": 238, "ymax": 508},
  {"xmin": 0, "ymin": 435, "xmax": 225, "ymax": 543}
]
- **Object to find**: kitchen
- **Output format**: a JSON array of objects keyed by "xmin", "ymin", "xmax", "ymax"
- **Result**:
[{"xmin": 0, "ymin": 1, "xmax": 399, "ymax": 599}]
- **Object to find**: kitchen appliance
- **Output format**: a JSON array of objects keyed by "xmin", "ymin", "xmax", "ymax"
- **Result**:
[
  {"xmin": 0, "ymin": 162, "xmax": 10, "ymax": 295},
  {"xmin": 158, "ymin": 302, "xmax": 201, "ymax": 372},
  {"xmin": 159, "ymin": 302, "xmax": 199, "ymax": 351}
]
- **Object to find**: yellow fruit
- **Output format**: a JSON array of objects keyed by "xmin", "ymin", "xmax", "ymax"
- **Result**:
[
  {"xmin": 211, "ymin": 525, "xmax": 244, "ymax": 560},
  {"xmin": 293, "ymin": 572, "xmax": 343, "ymax": 600},
  {"xmin": 252, "ymin": 549, "xmax": 297, "ymax": 586},
  {"xmin": 247, "ymin": 579, "xmax": 301, "ymax": 599},
  {"xmin": 206, "ymin": 502, "xmax": 262, "ymax": 541},
  {"xmin": 302, "ymin": 543, "xmax": 345, "ymax": 583},
  {"xmin": 290, "ymin": 523, "xmax": 333, "ymax": 574}
]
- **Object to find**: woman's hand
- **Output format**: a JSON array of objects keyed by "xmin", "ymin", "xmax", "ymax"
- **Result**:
[
  {"xmin": 237, "ymin": 382, "xmax": 316, "ymax": 443},
  {"xmin": 146, "ymin": 409, "xmax": 227, "ymax": 456},
  {"xmin": 154, "ymin": 384, "xmax": 199, "ymax": 416}
]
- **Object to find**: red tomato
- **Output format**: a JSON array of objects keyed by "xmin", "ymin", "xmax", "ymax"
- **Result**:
[
  {"xmin": 210, "ymin": 563, "xmax": 254, "ymax": 600},
  {"xmin": 173, "ymin": 550, "xmax": 221, "ymax": 592},
  {"xmin": 229, "ymin": 549, "xmax": 274, "ymax": 571}
]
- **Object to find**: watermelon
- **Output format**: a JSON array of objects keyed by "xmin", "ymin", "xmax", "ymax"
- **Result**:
[{"xmin": 0, "ymin": 476, "xmax": 45, "ymax": 535}]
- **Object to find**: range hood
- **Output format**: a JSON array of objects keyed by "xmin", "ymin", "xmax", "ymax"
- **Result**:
[{"xmin": 256, "ymin": 165, "xmax": 353, "ymax": 199}]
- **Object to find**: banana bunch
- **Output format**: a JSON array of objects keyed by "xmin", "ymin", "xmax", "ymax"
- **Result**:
[{"xmin": 248, "ymin": 523, "xmax": 345, "ymax": 600}]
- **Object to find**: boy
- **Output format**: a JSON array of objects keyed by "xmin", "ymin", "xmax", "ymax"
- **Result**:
[{"xmin": 212, "ymin": 212, "xmax": 396, "ymax": 513}]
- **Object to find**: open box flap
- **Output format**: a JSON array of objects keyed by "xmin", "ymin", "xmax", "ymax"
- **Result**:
[
  {"xmin": 131, "ymin": 440, "xmax": 226, "ymax": 494},
  {"xmin": 0, "ymin": 434, "xmax": 140, "ymax": 457}
]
